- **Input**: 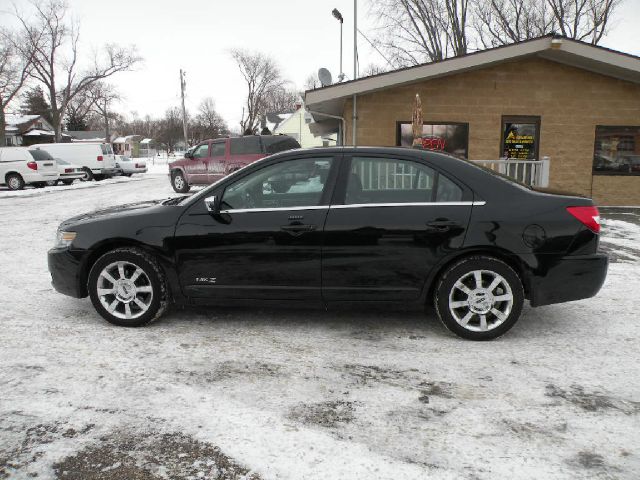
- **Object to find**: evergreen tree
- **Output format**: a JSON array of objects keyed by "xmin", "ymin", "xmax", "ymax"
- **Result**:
[
  {"xmin": 20, "ymin": 86, "xmax": 53, "ymax": 124},
  {"xmin": 65, "ymin": 112, "xmax": 88, "ymax": 131}
]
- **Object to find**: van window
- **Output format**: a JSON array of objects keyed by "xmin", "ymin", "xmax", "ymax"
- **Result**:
[
  {"xmin": 211, "ymin": 142, "xmax": 226, "ymax": 157},
  {"xmin": 29, "ymin": 149, "xmax": 54, "ymax": 161},
  {"xmin": 262, "ymin": 136, "xmax": 301, "ymax": 154},
  {"xmin": 100, "ymin": 144, "xmax": 113, "ymax": 155},
  {"xmin": 230, "ymin": 137, "xmax": 261, "ymax": 155}
]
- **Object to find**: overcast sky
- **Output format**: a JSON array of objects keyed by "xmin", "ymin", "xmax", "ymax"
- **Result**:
[{"xmin": 5, "ymin": 0, "xmax": 640, "ymax": 131}]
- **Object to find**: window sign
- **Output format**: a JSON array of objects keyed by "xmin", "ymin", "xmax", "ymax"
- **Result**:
[
  {"xmin": 593, "ymin": 126, "xmax": 640, "ymax": 175},
  {"xmin": 397, "ymin": 122, "xmax": 469, "ymax": 159},
  {"xmin": 501, "ymin": 116, "xmax": 540, "ymax": 160}
]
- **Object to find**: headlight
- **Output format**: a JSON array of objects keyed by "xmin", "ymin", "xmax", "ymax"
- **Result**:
[{"xmin": 54, "ymin": 230, "xmax": 77, "ymax": 249}]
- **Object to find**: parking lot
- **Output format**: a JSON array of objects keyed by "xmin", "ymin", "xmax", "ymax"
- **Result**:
[{"xmin": 0, "ymin": 173, "xmax": 638, "ymax": 479}]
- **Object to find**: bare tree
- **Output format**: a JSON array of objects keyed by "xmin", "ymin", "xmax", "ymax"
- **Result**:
[
  {"xmin": 474, "ymin": 0, "xmax": 621, "ymax": 47},
  {"xmin": 230, "ymin": 49, "xmax": 287, "ymax": 134},
  {"xmin": 0, "ymin": 28, "xmax": 38, "ymax": 146},
  {"xmin": 371, "ymin": 0, "xmax": 469, "ymax": 66},
  {"xmin": 156, "ymin": 107, "xmax": 183, "ymax": 153},
  {"xmin": 188, "ymin": 97, "xmax": 228, "ymax": 143},
  {"xmin": 85, "ymin": 82, "xmax": 121, "ymax": 142},
  {"xmin": 14, "ymin": 0, "xmax": 142, "ymax": 141},
  {"xmin": 361, "ymin": 63, "xmax": 390, "ymax": 77},
  {"xmin": 304, "ymin": 72, "xmax": 321, "ymax": 90},
  {"xmin": 263, "ymin": 87, "xmax": 299, "ymax": 114}
]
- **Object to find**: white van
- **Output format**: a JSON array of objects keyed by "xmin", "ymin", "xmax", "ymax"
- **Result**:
[
  {"xmin": 32, "ymin": 142, "xmax": 117, "ymax": 180},
  {"xmin": 0, "ymin": 147, "xmax": 60, "ymax": 190}
]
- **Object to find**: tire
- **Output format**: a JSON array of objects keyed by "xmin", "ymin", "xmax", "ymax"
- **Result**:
[
  {"xmin": 82, "ymin": 167, "xmax": 94, "ymax": 181},
  {"xmin": 434, "ymin": 255, "xmax": 524, "ymax": 341},
  {"xmin": 46, "ymin": 180, "xmax": 59, "ymax": 187},
  {"xmin": 124, "ymin": 173, "xmax": 132, "ymax": 177},
  {"xmin": 88, "ymin": 247, "xmax": 169, "ymax": 327},
  {"xmin": 62, "ymin": 180, "xmax": 74, "ymax": 185},
  {"xmin": 6, "ymin": 173, "xmax": 25, "ymax": 191},
  {"xmin": 171, "ymin": 170, "xmax": 190, "ymax": 193}
]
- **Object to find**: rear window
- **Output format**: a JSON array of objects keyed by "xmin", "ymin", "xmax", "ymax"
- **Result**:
[
  {"xmin": 262, "ymin": 135, "xmax": 301, "ymax": 154},
  {"xmin": 100, "ymin": 144, "xmax": 113, "ymax": 155},
  {"xmin": 29, "ymin": 149, "xmax": 54, "ymax": 161},
  {"xmin": 230, "ymin": 137, "xmax": 261, "ymax": 155}
]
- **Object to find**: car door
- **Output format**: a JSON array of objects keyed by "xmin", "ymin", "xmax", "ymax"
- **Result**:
[
  {"xmin": 322, "ymin": 154, "xmax": 473, "ymax": 302},
  {"xmin": 174, "ymin": 154, "xmax": 339, "ymax": 301},
  {"xmin": 188, "ymin": 143, "xmax": 210, "ymax": 184},
  {"xmin": 207, "ymin": 141, "xmax": 227, "ymax": 183}
]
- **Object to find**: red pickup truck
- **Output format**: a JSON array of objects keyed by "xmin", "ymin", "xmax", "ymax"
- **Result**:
[{"xmin": 169, "ymin": 135, "xmax": 300, "ymax": 193}]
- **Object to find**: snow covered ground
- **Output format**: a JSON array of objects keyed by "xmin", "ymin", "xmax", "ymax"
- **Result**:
[{"xmin": 0, "ymin": 176, "xmax": 638, "ymax": 479}]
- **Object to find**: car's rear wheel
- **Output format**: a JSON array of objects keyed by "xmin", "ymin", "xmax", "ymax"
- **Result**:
[
  {"xmin": 434, "ymin": 256, "xmax": 524, "ymax": 340},
  {"xmin": 6, "ymin": 173, "xmax": 25, "ymax": 190},
  {"xmin": 88, "ymin": 248, "xmax": 169, "ymax": 327},
  {"xmin": 171, "ymin": 170, "xmax": 190, "ymax": 193},
  {"xmin": 82, "ymin": 167, "xmax": 94, "ymax": 181}
]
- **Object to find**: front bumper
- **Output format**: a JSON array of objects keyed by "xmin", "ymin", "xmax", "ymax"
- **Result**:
[
  {"xmin": 529, "ymin": 253, "xmax": 608, "ymax": 307},
  {"xmin": 48, "ymin": 248, "xmax": 86, "ymax": 298}
]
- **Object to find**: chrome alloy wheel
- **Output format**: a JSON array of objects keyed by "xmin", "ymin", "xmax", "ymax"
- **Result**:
[
  {"xmin": 448, "ymin": 270, "xmax": 514, "ymax": 332},
  {"xmin": 96, "ymin": 261, "xmax": 153, "ymax": 320},
  {"xmin": 8, "ymin": 176, "xmax": 21, "ymax": 190},
  {"xmin": 173, "ymin": 174, "xmax": 185, "ymax": 190}
]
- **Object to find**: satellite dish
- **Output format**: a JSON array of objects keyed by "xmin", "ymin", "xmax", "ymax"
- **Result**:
[{"xmin": 318, "ymin": 68, "xmax": 333, "ymax": 87}]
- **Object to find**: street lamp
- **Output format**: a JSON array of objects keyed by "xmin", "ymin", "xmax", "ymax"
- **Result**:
[{"xmin": 332, "ymin": 8, "xmax": 345, "ymax": 82}]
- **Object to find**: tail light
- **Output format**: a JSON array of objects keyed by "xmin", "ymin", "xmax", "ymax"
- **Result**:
[
  {"xmin": 64, "ymin": 168, "xmax": 73, "ymax": 173},
  {"xmin": 27, "ymin": 161, "xmax": 37, "ymax": 170},
  {"xmin": 566, "ymin": 206, "xmax": 601, "ymax": 233},
  {"xmin": 97, "ymin": 155, "xmax": 103, "ymax": 161}
]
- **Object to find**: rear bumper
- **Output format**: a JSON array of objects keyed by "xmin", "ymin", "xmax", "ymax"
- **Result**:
[
  {"xmin": 529, "ymin": 253, "xmax": 608, "ymax": 307},
  {"xmin": 92, "ymin": 167, "xmax": 118, "ymax": 175},
  {"xmin": 48, "ymin": 248, "xmax": 86, "ymax": 298}
]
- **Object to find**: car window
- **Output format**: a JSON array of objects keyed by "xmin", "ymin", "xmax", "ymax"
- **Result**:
[
  {"xmin": 28, "ymin": 149, "xmax": 54, "ymax": 161},
  {"xmin": 261, "ymin": 136, "xmax": 301, "ymax": 154},
  {"xmin": 435, "ymin": 174, "xmax": 463, "ymax": 202},
  {"xmin": 56, "ymin": 158, "xmax": 69, "ymax": 165},
  {"xmin": 221, "ymin": 157, "xmax": 333, "ymax": 210},
  {"xmin": 346, "ymin": 157, "xmax": 436, "ymax": 205},
  {"xmin": 121, "ymin": 156, "xmax": 131, "ymax": 162},
  {"xmin": 193, "ymin": 144, "xmax": 209, "ymax": 159},
  {"xmin": 230, "ymin": 137, "xmax": 261, "ymax": 155},
  {"xmin": 211, "ymin": 142, "xmax": 225, "ymax": 157}
]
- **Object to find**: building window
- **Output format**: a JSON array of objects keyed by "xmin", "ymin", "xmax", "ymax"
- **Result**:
[
  {"xmin": 501, "ymin": 116, "xmax": 540, "ymax": 160},
  {"xmin": 5, "ymin": 136, "xmax": 13, "ymax": 146},
  {"xmin": 593, "ymin": 126, "xmax": 640, "ymax": 175},
  {"xmin": 397, "ymin": 122, "xmax": 469, "ymax": 159}
]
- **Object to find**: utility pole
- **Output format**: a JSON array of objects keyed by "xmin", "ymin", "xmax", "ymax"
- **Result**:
[
  {"xmin": 352, "ymin": 0, "xmax": 358, "ymax": 146},
  {"xmin": 180, "ymin": 69, "xmax": 189, "ymax": 148}
]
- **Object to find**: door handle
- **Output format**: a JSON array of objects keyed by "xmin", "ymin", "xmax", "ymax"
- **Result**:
[
  {"xmin": 280, "ymin": 224, "xmax": 317, "ymax": 235},
  {"xmin": 425, "ymin": 219, "xmax": 460, "ymax": 232}
]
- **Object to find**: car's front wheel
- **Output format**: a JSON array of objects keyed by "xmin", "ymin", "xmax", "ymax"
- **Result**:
[
  {"xmin": 434, "ymin": 256, "xmax": 524, "ymax": 340},
  {"xmin": 88, "ymin": 248, "xmax": 169, "ymax": 327},
  {"xmin": 171, "ymin": 170, "xmax": 190, "ymax": 193}
]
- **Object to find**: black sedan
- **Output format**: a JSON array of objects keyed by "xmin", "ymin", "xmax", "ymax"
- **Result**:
[{"xmin": 48, "ymin": 147, "xmax": 608, "ymax": 340}]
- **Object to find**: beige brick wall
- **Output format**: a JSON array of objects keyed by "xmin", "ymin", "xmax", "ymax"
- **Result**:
[{"xmin": 342, "ymin": 57, "xmax": 640, "ymax": 205}]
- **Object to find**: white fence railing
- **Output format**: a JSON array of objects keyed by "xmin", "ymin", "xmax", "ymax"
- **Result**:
[{"xmin": 472, "ymin": 157, "xmax": 550, "ymax": 187}]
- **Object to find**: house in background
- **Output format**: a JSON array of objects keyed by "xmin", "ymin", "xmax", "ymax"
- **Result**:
[
  {"xmin": 113, "ymin": 135, "xmax": 143, "ymax": 156},
  {"xmin": 270, "ymin": 104, "xmax": 337, "ymax": 148},
  {"xmin": 4, "ymin": 114, "xmax": 61, "ymax": 146}
]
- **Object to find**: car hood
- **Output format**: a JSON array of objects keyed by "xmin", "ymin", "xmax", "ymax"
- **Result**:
[{"xmin": 60, "ymin": 200, "xmax": 168, "ymax": 228}]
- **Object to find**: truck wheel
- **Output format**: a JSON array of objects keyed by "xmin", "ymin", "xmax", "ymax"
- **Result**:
[
  {"xmin": 88, "ymin": 247, "xmax": 169, "ymax": 327},
  {"xmin": 434, "ymin": 255, "xmax": 524, "ymax": 341},
  {"xmin": 6, "ymin": 173, "xmax": 25, "ymax": 190},
  {"xmin": 82, "ymin": 167, "xmax": 94, "ymax": 181},
  {"xmin": 171, "ymin": 170, "xmax": 190, "ymax": 193}
]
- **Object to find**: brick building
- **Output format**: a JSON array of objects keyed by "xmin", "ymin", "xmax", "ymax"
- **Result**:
[{"xmin": 305, "ymin": 35, "xmax": 640, "ymax": 206}]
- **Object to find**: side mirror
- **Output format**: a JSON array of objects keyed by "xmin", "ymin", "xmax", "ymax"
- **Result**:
[
  {"xmin": 204, "ymin": 195, "xmax": 220, "ymax": 214},
  {"xmin": 184, "ymin": 151, "xmax": 193, "ymax": 159}
]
